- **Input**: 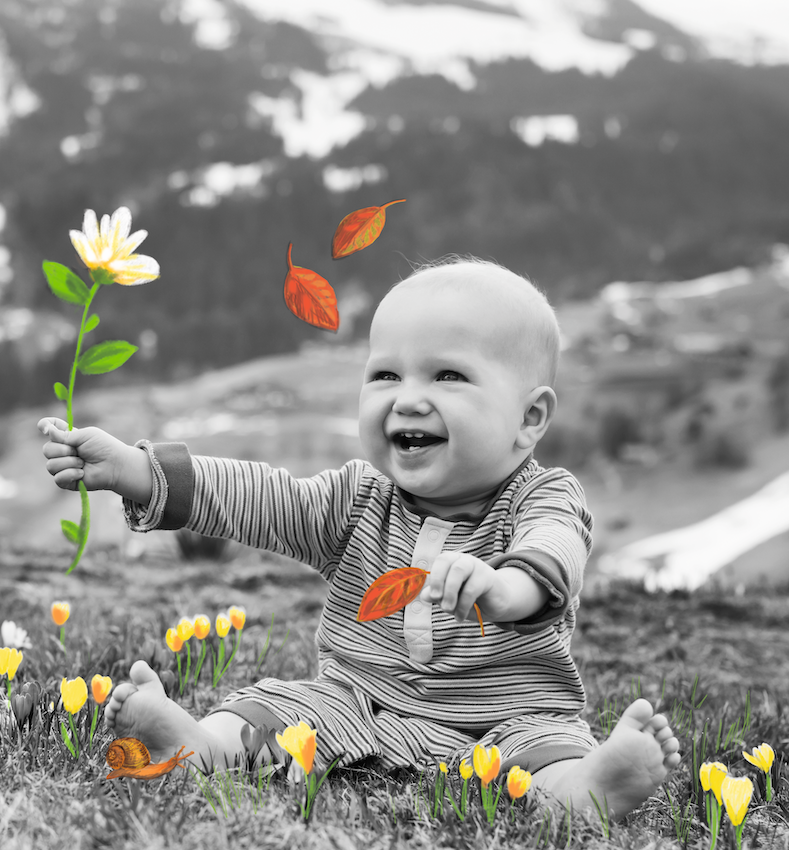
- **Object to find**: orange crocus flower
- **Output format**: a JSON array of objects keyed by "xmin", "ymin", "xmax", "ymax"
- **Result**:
[
  {"xmin": 194, "ymin": 615, "xmax": 211, "ymax": 640},
  {"xmin": 91, "ymin": 674, "xmax": 113, "ymax": 704},
  {"xmin": 166, "ymin": 628, "xmax": 183, "ymax": 653},
  {"xmin": 506, "ymin": 765, "xmax": 532, "ymax": 799},
  {"xmin": 51, "ymin": 601, "xmax": 70, "ymax": 626},
  {"xmin": 229, "ymin": 606, "xmax": 246, "ymax": 631}
]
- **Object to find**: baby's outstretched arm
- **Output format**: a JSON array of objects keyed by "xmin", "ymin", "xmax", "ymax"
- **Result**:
[
  {"xmin": 38, "ymin": 417, "xmax": 153, "ymax": 506},
  {"xmin": 419, "ymin": 552, "xmax": 550, "ymax": 624}
]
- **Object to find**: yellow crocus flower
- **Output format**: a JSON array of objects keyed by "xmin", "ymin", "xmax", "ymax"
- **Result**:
[
  {"xmin": 166, "ymin": 628, "xmax": 183, "ymax": 653},
  {"xmin": 721, "ymin": 775, "xmax": 754, "ymax": 827},
  {"xmin": 439, "ymin": 762, "xmax": 448, "ymax": 774},
  {"xmin": 176, "ymin": 617, "xmax": 194, "ymax": 642},
  {"xmin": 276, "ymin": 720, "xmax": 317, "ymax": 775},
  {"xmin": 91, "ymin": 674, "xmax": 113, "ymax": 704},
  {"xmin": 69, "ymin": 207, "xmax": 159, "ymax": 287},
  {"xmin": 700, "ymin": 761, "xmax": 729, "ymax": 805},
  {"xmin": 229, "ymin": 606, "xmax": 246, "ymax": 631},
  {"xmin": 0, "ymin": 647, "xmax": 9, "ymax": 675},
  {"xmin": 459, "ymin": 758, "xmax": 474, "ymax": 780},
  {"xmin": 742, "ymin": 743, "xmax": 774, "ymax": 774},
  {"xmin": 216, "ymin": 613, "xmax": 231, "ymax": 638},
  {"xmin": 506, "ymin": 765, "xmax": 532, "ymax": 800},
  {"xmin": 60, "ymin": 677, "xmax": 88, "ymax": 714},
  {"xmin": 472, "ymin": 744, "xmax": 501, "ymax": 787},
  {"xmin": 193, "ymin": 615, "xmax": 211, "ymax": 640},
  {"xmin": 5, "ymin": 648, "xmax": 22, "ymax": 679},
  {"xmin": 51, "ymin": 601, "xmax": 70, "ymax": 626}
]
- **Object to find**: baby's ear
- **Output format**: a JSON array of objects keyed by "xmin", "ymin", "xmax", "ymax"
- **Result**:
[{"xmin": 516, "ymin": 386, "xmax": 557, "ymax": 450}]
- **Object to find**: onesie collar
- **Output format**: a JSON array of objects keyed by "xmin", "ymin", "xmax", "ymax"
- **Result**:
[{"xmin": 395, "ymin": 456, "xmax": 535, "ymax": 523}]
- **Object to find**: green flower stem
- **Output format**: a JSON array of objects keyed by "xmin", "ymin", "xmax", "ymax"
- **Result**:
[
  {"xmin": 194, "ymin": 641, "xmax": 207, "ymax": 685},
  {"xmin": 460, "ymin": 777, "xmax": 469, "ymax": 817},
  {"xmin": 89, "ymin": 705, "xmax": 99, "ymax": 751},
  {"xmin": 766, "ymin": 772, "xmax": 773, "ymax": 803},
  {"xmin": 220, "ymin": 628, "xmax": 243, "ymax": 679},
  {"xmin": 177, "ymin": 653, "xmax": 184, "ymax": 695},
  {"xmin": 184, "ymin": 641, "xmax": 192, "ymax": 687},
  {"xmin": 69, "ymin": 713, "xmax": 80, "ymax": 758},
  {"xmin": 480, "ymin": 781, "xmax": 503, "ymax": 825},
  {"xmin": 6, "ymin": 679, "xmax": 11, "ymax": 698},
  {"xmin": 65, "ymin": 281, "xmax": 100, "ymax": 430},
  {"xmin": 59, "ymin": 625, "xmax": 66, "ymax": 650},
  {"xmin": 62, "ymin": 278, "xmax": 100, "ymax": 575},
  {"xmin": 735, "ymin": 816, "xmax": 748, "ymax": 849},
  {"xmin": 213, "ymin": 638, "xmax": 226, "ymax": 688}
]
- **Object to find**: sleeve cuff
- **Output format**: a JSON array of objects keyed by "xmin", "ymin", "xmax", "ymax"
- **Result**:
[
  {"xmin": 488, "ymin": 549, "xmax": 571, "ymax": 635},
  {"xmin": 122, "ymin": 441, "xmax": 193, "ymax": 532}
]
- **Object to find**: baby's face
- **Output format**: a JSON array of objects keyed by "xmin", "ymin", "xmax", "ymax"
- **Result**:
[{"xmin": 359, "ymin": 283, "xmax": 536, "ymax": 512}]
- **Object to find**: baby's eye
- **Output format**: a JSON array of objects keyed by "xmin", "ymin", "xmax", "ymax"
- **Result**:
[
  {"xmin": 370, "ymin": 371, "xmax": 399, "ymax": 382},
  {"xmin": 437, "ymin": 370, "xmax": 466, "ymax": 382}
]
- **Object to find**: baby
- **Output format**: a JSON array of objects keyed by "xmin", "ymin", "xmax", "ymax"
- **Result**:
[{"xmin": 39, "ymin": 257, "xmax": 679, "ymax": 817}]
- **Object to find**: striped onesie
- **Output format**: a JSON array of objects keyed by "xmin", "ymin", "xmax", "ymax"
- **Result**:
[{"xmin": 125, "ymin": 443, "xmax": 597, "ymax": 773}]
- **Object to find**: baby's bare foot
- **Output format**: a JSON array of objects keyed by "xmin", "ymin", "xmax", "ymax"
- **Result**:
[
  {"xmin": 534, "ymin": 699, "xmax": 681, "ymax": 820},
  {"xmin": 104, "ymin": 660, "xmax": 211, "ymax": 764}
]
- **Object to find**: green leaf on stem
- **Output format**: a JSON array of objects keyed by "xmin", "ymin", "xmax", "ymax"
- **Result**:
[
  {"xmin": 84, "ymin": 313, "xmax": 100, "ymax": 333},
  {"xmin": 54, "ymin": 382, "xmax": 69, "ymax": 401},
  {"xmin": 61, "ymin": 519, "xmax": 80, "ymax": 545},
  {"xmin": 65, "ymin": 480, "xmax": 90, "ymax": 575},
  {"xmin": 42, "ymin": 261, "xmax": 90, "ymax": 306},
  {"xmin": 60, "ymin": 720, "xmax": 77, "ymax": 757},
  {"xmin": 77, "ymin": 340, "xmax": 138, "ymax": 375}
]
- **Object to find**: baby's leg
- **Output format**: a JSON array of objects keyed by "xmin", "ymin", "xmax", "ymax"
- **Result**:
[
  {"xmin": 104, "ymin": 660, "xmax": 271, "ymax": 770},
  {"xmin": 525, "ymin": 700, "xmax": 680, "ymax": 820}
]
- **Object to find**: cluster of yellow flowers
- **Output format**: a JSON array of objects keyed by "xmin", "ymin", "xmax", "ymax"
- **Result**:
[
  {"xmin": 164, "ymin": 606, "xmax": 246, "ymax": 653},
  {"xmin": 700, "ymin": 744, "xmax": 775, "ymax": 850}
]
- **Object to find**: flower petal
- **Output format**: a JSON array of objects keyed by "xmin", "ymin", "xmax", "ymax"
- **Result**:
[
  {"xmin": 116, "ymin": 229, "xmax": 148, "ymax": 260},
  {"xmin": 82, "ymin": 209, "xmax": 99, "ymax": 244},
  {"xmin": 108, "ymin": 207, "xmax": 132, "ymax": 254},
  {"xmin": 109, "ymin": 254, "xmax": 160, "ymax": 286},
  {"xmin": 70, "ymin": 230, "xmax": 99, "ymax": 267}
]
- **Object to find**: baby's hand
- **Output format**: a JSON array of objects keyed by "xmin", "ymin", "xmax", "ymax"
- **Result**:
[
  {"xmin": 418, "ymin": 552, "xmax": 497, "ymax": 624},
  {"xmin": 38, "ymin": 417, "xmax": 126, "ymax": 492}
]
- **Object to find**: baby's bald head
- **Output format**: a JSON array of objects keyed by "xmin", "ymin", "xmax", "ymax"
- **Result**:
[{"xmin": 380, "ymin": 257, "xmax": 560, "ymax": 388}]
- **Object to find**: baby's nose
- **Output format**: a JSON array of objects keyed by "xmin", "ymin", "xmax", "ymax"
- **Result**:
[{"xmin": 391, "ymin": 381, "xmax": 431, "ymax": 414}]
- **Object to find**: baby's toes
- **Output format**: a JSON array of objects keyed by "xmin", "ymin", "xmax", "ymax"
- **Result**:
[
  {"xmin": 654, "ymin": 725, "xmax": 674, "ymax": 745},
  {"xmin": 104, "ymin": 683, "xmax": 138, "ymax": 727}
]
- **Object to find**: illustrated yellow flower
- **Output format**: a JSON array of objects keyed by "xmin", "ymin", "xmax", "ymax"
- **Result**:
[
  {"xmin": 166, "ymin": 628, "xmax": 183, "ymax": 653},
  {"xmin": 743, "ymin": 743, "xmax": 774, "ymax": 774},
  {"xmin": 473, "ymin": 744, "xmax": 501, "ymax": 787},
  {"xmin": 194, "ymin": 615, "xmax": 211, "ymax": 640},
  {"xmin": 700, "ymin": 761, "xmax": 729, "ymax": 804},
  {"xmin": 91, "ymin": 674, "xmax": 112, "ymax": 704},
  {"xmin": 51, "ymin": 601, "xmax": 70, "ymax": 626},
  {"xmin": 0, "ymin": 647, "xmax": 9, "ymax": 675},
  {"xmin": 229, "ymin": 605, "xmax": 246, "ymax": 631},
  {"xmin": 439, "ymin": 762, "xmax": 448, "ymax": 774},
  {"xmin": 721, "ymin": 775, "xmax": 754, "ymax": 827},
  {"xmin": 176, "ymin": 617, "xmax": 194, "ymax": 642},
  {"xmin": 459, "ymin": 758, "xmax": 474, "ymax": 780},
  {"xmin": 60, "ymin": 677, "xmax": 88, "ymax": 714},
  {"xmin": 506, "ymin": 765, "xmax": 532, "ymax": 800},
  {"xmin": 69, "ymin": 207, "xmax": 160, "ymax": 286},
  {"xmin": 5, "ymin": 648, "xmax": 23, "ymax": 679},
  {"xmin": 216, "ymin": 613, "xmax": 231, "ymax": 638},
  {"xmin": 276, "ymin": 720, "xmax": 317, "ymax": 775}
]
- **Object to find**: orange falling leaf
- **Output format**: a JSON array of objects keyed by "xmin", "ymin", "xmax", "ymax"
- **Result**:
[
  {"xmin": 357, "ymin": 566, "xmax": 485, "ymax": 636},
  {"xmin": 284, "ymin": 242, "xmax": 339, "ymax": 332},
  {"xmin": 331, "ymin": 199, "xmax": 406, "ymax": 259}
]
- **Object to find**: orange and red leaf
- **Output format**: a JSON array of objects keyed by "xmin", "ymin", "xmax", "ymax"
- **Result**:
[
  {"xmin": 284, "ymin": 243, "xmax": 339, "ymax": 332},
  {"xmin": 331, "ymin": 199, "xmax": 406, "ymax": 260},
  {"xmin": 357, "ymin": 567, "xmax": 427, "ymax": 622}
]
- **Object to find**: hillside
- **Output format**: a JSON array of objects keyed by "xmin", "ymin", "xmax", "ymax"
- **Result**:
[{"xmin": 1, "ymin": 0, "xmax": 789, "ymax": 414}]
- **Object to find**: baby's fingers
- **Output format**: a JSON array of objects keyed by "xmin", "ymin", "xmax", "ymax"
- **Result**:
[
  {"xmin": 50, "ymin": 460, "xmax": 85, "ymax": 491},
  {"xmin": 38, "ymin": 417, "xmax": 69, "ymax": 437}
]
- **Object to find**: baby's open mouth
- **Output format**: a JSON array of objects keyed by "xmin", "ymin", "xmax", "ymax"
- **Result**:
[{"xmin": 392, "ymin": 431, "xmax": 445, "ymax": 451}]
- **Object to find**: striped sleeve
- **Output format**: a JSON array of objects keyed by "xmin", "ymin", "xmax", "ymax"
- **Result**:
[
  {"xmin": 186, "ymin": 455, "xmax": 368, "ymax": 575},
  {"xmin": 506, "ymin": 468, "xmax": 593, "ymax": 601}
]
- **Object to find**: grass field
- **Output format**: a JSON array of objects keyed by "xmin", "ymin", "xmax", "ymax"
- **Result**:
[{"xmin": 1, "ymin": 542, "xmax": 787, "ymax": 850}]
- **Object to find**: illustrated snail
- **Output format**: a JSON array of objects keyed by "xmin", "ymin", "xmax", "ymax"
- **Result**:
[{"xmin": 105, "ymin": 737, "xmax": 194, "ymax": 780}]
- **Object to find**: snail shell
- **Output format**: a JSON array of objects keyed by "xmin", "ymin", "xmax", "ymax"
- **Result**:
[{"xmin": 106, "ymin": 737, "xmax": 151, "ymax": 770}]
